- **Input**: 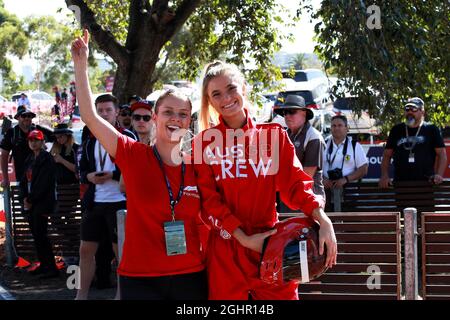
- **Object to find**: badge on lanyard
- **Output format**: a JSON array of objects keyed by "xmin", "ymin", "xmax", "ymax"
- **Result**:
[
  {"xmin": 153, "ymin": 146, "xmax": 187, "ymax": 257},
  {"xmin": 408, "ymin": 152, "xmax": 415, "ymax": 163},
  {"xmin": 164, "ymin": 221, "xmax": 187, "ymax": 256}
]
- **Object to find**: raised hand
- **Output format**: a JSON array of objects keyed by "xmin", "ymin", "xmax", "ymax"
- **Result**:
[{"xmin": 71, "ymin": 29, "xmax": 90, "ymax": 68}]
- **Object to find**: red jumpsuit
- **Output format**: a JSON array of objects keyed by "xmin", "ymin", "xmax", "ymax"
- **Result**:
[{"xmin": 193, "ymin": 112, "xmax": 324, "ymax": 300}]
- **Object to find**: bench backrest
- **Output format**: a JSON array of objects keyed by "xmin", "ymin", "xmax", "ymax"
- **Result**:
[
  {"xmin": 421, "ymin": 212, "xmax": 450, "ymax": 300},
  {"xmin": 340, "ymin": 180, "xmax": 450, "ymax": 213},
  {"xmin": 10, "ymin": 184, "xmax": 82, "ymax": 260},
  {"xmin": 281, "ymin": 212, "xmax": 402, "ymax": 300}
]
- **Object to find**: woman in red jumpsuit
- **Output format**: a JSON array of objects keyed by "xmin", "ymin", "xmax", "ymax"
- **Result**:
[{"xmin": 193, "ymin": 61, "xmax": 337, "ymax": 300}]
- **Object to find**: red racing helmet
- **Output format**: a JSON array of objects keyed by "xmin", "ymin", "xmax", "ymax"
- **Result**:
[{"xmin": 259, "ymin": 216, "xmax": 328, "ymax": 285}]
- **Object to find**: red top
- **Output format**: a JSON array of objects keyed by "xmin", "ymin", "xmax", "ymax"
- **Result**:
[
  {"xmin": 115, "ymin": 135, "xmax": 205, "ymax": 277},
  {"xmin": 192, "ymin": 112, "xmax": 324, "ymax": 238}
]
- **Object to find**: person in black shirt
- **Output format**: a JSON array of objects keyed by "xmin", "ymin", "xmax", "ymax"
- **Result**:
[
  {"xmin": 379, "ymin": 97, "xmax": 447, "ymax": 187},
  {"xmin": 0, "ymin": 106, "xmax": 53, "ymax": 186},
  {"xmin": 19, "ymin": 129, "xmax": 58, "ymax": 278},
  {"xmin": 50, "ymin": 123, "xmax": 79, "ymax": 185}
]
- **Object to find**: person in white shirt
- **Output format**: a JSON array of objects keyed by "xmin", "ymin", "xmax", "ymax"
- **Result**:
[
  {"xmin": 17, "ymin": 93, "xmax": 31, "ymax": 107},
  {"xmin": 323, "ymin": 115, "xmax": 368, "ymax": 189}
]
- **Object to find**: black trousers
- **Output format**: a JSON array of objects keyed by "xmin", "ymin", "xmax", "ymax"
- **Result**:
[
  {"xmin": 25, "ymin": 210, "xmax": 57, "ymax": 270},
  {"xmin": 120, "ymin": 270, "xmax": 208, "ymax": 300}
]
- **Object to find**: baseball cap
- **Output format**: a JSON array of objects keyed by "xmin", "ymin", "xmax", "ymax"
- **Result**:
[
  {"xmin": 28, "ymin": 130, "xmax": 44, "ymax": 141},
  {"xmin": 405, "ymin": 97, "xmax": 424, "ymax": 110},
  {"xmin": 130, "ymin": 100, "xmax": 153, "ymax": 113}
]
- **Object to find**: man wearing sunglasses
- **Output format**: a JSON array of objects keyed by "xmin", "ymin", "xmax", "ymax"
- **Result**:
[
  {"xmin": 130, "ymin": 100, "xmax": 154, "ymax": 146},
  {"xmin": 273, "ymin": 95, "xmax": 326, "ymax": 204},
  {"xmin": 379, "ymin": 97, "xmax": 447, "ymax": 188},
  {"xmin": 1, "ymin": 105, "xmax": 53, "ymax": 187},
  {"xmin": 117, "ymin": 104, "xmax": 133, "ymax": 131}
]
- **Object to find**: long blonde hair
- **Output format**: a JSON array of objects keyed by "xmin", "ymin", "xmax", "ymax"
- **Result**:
[
  {"xmin": 50, "ymin": 134, "xmax": 75, "ymax": 156},
  {"xmin": 199, "ymin": 61, "xmax": 250, "ymax": 131}
]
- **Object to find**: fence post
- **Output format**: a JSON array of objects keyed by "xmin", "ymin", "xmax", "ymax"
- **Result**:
[
  {"xmin": 116, "ymin": 209, "xmax": 127, "ymax": 262},
  {"xmin": 3, "ymin": 187, "xmax": 17, "ymax": 267},
  {"xmin": 332, "ymin": 188, "xmax": 342, "ymax": 212},
  {"xmin": 403, "ymin": 207, "xmax": 419, "ymax": 300}
]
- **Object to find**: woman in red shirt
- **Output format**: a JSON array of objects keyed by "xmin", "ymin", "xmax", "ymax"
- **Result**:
[
  {"xmin": 193, "ymin": 61, "xmax": 337, "ymax": 300},
  {"xmin": 71, "ymin": 30, "xmax": 206, "ymax": 300}
]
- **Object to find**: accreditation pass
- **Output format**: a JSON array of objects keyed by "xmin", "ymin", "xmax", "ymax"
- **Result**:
[{"xmin": 164, "ymin": 221, "xmax": 187, "ymax": 256}]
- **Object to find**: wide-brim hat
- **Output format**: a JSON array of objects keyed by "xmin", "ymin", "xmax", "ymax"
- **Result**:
[
  {"xmin": 273, "ymin": 95, "xmax": 314, "ymax": 120},
  {"xmin": 14, "ymin": 105, "xmax": 36, "ymax": 120},
  {"xmin": 53, "ymin": 123, "xmax": 73, "ymax": 135}
]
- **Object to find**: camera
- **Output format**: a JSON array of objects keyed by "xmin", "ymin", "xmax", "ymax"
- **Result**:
[{"xmin": 327, "ymin": 168, "xmax": 343, "ymax": 181}]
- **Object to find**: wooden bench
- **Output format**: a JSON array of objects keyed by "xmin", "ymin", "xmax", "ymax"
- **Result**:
[
  {"xmin": 10, "ymin": 184, "xmax": 82, "ymax": 260},
  {"xmin": 340, "ymin": 180, "xmax": 450, "ymax": 213},
  {"xmin": 421, "ymin": 212, "xmax": 450, "ymax": 300},
  {"xmin": 280, "ymin": 212, "xmax": 402, "ymax": 300}
]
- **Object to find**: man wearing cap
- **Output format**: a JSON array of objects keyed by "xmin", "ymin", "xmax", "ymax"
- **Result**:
[
  {"xmin": 1, "ymin": 106, "xmax": 53, "ymax": 187},
  {"xmin": 130, "ymin": 100, "xmax": 154, "ymax": 145},
  {"xmin": 273, "ymin": 95, "xmax": 326, "ymax": 199},
  {"xmin": 379, "ymin": 97, "xmax": 447, "ymax": 187},
  {"xmin": 117, "ymin": 104, "xmax": 133, "ymax": 131}
]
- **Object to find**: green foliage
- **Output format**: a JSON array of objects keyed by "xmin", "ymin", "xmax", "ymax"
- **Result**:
[
  {"xmin": 290, "ymin": 53, "xmax": 306, "ymax": 69},
  {"xmin": 23, "ymin": 16, "xmax": 75, "ymax": 91},
  {"xmin": 71, "ymin": 0, "xmax": 296, "ymax": 96},
  {"xmin": 0, "ymin": 2, "xmax": 28, "ymax": 95},
  {"xmin": 298, "ymin": 0, "xmax": 450, "ymax": 131}
]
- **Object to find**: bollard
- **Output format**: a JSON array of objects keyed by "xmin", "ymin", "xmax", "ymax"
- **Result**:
[
  {"xmin": 403, "ymin": 207, "xmax": 419, "ymax": 300},
  {"xmin": 3, "ymin": 187, "xmax": 17, "ymax": 267},
  {"xmin": 332, "ymin": 188, "xmax": 342, "ymax": 212},
  {"xmin": 116, "ymin": 209, "xmax": 127, "ymax": 262}
]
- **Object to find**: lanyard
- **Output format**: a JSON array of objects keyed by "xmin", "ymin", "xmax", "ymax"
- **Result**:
[
  {"xmin": 97, "ymin": 142, "xmax": 108, "ymax": 171},
  {"xmin": 327, "ymin": 137, "xmax": 349, "ymax": 169},
  {"xmin": 153, "ymin": 145, "xmax": 185, "ymax": 221},
  {"xmin": 404, "ymin": 123, "xmax": 423, "ymax": 152}
]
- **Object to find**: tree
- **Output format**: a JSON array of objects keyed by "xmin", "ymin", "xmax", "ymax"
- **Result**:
[
  {"xmin": 0, "ymin": 0, "xmax": 29, "ymax": 96},
  {"xmin": 23, "ymin": 16, "xmax": 74, "ymax": 91},
  {"xmin": 65, "ymin": 0, "xmax": 296, "ymax": 103},
  {"xmin": 298, "ymin": 0, "xmax": 450, "ymax": 131},
  {"xmin": 290, "ymin": 53, "xmax": 306, "ymax": 69}
]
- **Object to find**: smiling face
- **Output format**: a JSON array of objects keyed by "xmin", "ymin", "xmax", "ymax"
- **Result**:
[
  {"xmin": 206, "ymin": 74, "xmax": 245, "ymax": 120},
  {"xmin": 154, "ymin": 95, "xmax": 191, "ymax": 144}
]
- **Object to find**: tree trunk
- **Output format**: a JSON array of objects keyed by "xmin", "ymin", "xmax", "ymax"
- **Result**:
[
  {"xmin": 113, "ymin": 34, "xmax": 167, "ymax": 104},
  {"xmin": 66, "ymin": 0, "xmax": 202, "ymax": 105}
]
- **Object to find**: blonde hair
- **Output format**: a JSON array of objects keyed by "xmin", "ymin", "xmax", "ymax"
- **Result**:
[
  {"xmin": 50, "ymin": 134, "xmax": 75, "ymax": 157},
  {"xmin": 199, "ymin": 61, "xmax": 249, "ymax": 131}
]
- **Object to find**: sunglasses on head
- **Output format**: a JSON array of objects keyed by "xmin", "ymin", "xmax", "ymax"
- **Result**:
[
  {"xmin": 279, "ymin": 109, "xmax": 298, "ymax": 117},
  {"xmin": 132, "ymin": 114, "xmax": 152, "ymax": 122},
  {"xmin": 20, "ymin": 114, "xmax": 34, "ymax": 119},
  {"xmin": 404, "ymin": 106, "xmax": 419, "ymax": 112}
]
